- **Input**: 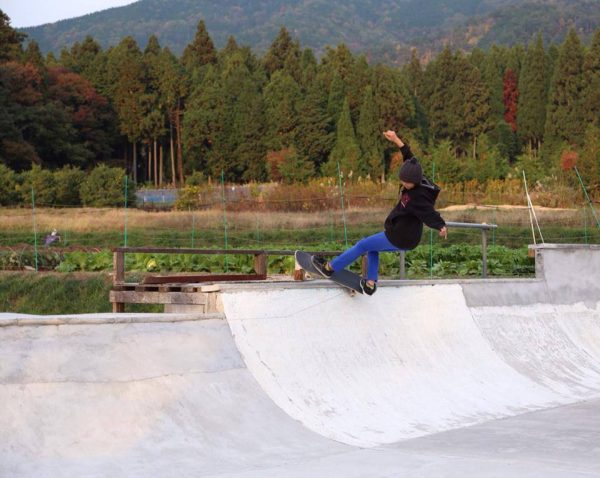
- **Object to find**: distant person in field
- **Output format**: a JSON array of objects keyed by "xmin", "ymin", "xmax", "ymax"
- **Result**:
[
  {"xmin": 44, "ymin": 229, "xmax": 60, "ymax": 246},
  {"xmin": 312, "ymin": 130, "xmax": 447, "ymax": 295}
]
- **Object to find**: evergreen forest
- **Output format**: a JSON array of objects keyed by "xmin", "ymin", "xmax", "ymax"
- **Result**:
[{"xmin": 1, "ymin": 9, "xmax": 600, "ymax": 206}]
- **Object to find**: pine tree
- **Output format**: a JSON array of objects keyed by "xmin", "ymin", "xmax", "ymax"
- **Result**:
[
  {"xmin": 404, "ymin": 51, "xmax": 428, "ymax": 144},
  {"xmin": 582, "ymin": 28, "xmax": 600, "ymax": 128},
  {"xmin": 468, "ymin": 48, "xmax": 486, "ymax": 72},
  {"xmin": 488, "ymin": 120, "xmax": 519, "ymax": 163},
  {"xmin": 220, "ymin": 36, "xmax": 240, "ymax": 62},
  {"xmin": 518, "ymin": 34, "xmax": 548, "ymax": 150},
  {"xmin": 422, "ymin": 47, "xmax": 457, "ymax": 141},
  {"xmin": 278, "ymin": 148, "xmax": 314, "ymax": 184},
  {"xmin": 61, "ymin": 36, "xmax": 108, "ymax": 96},
  {"xmin": 430, "ymin": 140, "xmax": 462, "ymax": 183},
  {"xmin": 346, "ymin": 55, "xmax": 371, "ymax": 124},
  {"xmin": 373, "ymin": 65, "xmax": 414, "ymax": 135},
  {"xmin": 323, "ymin": 97, "xmax": 363, "ymax": 179},
  {"xmin": 299, "ymin": 48, "xmax": 317, "ymax": 89},
  {"xmin": 182, "ymin": 66, "xmax": 223, "ymax": 179},
  {"xmin": 23, "ymin": 41, "xmax": 44, "ymax": 70},
  {"xmin": 326, "ymin": 72, "xmax": 346, "ymax": 125},
  {"xmin": 144, "ymin": 35, "xmax": 161, "ymax": 57},
  {"xmin": 323, "ymin": 44, "xmax": 355, "ymax": 82},
  {"xmin": 232, "ymin": 90, "xmax": 267, "ymax": 182},
  {"xmin": 106, "ymin": 36, "xmax": 150, "ymax": 182},
  {"xmin": 230, "ymin": 59, "xmax": 267, "ymax": 182},
  {"xmin": 546, "ymin": 44, "xmax": 560, "ymax": 82},
  {"xmin": 181, "ymin": 20, "xmax": 217, "ymax": 73},
  {"xmin": 503, "ymin": 69, "xmax": 519, "ymax": 133},
  {"xmin": 294, "ymin": 74, "xmax": 334, "ymax": 173},
  {"xmin": 263, "ymin": 71, "xmax": 301, "ymax": 152},
  {"xmin": 155, "ymin": 47, "xmax": 186, "ymax": 185},
  {"xmin": 506, "ymin": 44, "xmax": 524, "ymax": 79},
  {"xmin": 405, "ymin": 49, "xmax": 424, "ymax": 97},
  {"xmin": 481, "ymin": 45, "xmax": 506, "ymax": 123},
  {"xmin": 577, "ymin": 124, "xmax": 600, "ymax": 187},
  {"xmin": 45, "ymin": 52, "xmax": 59, "ymax": 67},
  {"xmin": 0, "ymin": 11, "xmax": 25, "ymax": 62},
  {"xmin": 283, "ymin": 48, "xmax": 302, "ymax": 84},
  {"xmin": 263, "ymin": 27, "xmax": 300, "ymax": 77},
  {"xmin": 459, "ymin": 60, "xmax": 492, "ymax": 159},
  {"xmin": 142, "ymin": 35, "xmax": 166, "ymax": 185},
  {"xmin": 545, "ymin": 29, "xmax": 585, "ymax": 149},
  {"xmin": 356, "ymin": 85, "xmax": 383, "ymax": 181}
]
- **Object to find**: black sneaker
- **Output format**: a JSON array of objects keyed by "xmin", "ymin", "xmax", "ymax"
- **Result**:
[
  {"xmin": 360, "ymin": 279, "xmax": 377, "ymax": 296},
  {"xmin": 311, "ymin": 255, "xmax": 333, "ymax": 278}
]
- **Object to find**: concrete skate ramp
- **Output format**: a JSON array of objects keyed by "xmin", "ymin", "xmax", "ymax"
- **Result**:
[
  {"xmin": 0, "ymin": 315, "xmax": 350, "ymax": 477},
  {"xmin": 1, "ymin": 244, "xmax": 600, "ymax": 476},
  {"xmin": 222, "ymin": 285, "xmax": 600, "ymax": 448}
]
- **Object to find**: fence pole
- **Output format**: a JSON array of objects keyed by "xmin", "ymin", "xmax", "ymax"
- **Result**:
[
  {"xmin": 191, "ymin": 209, "xmax": 196, "ymax": 248},
  {"xmin": 329, "ymin": 210, "xmax": 334, "ymax": 243},
  {"xmin": 336, "ymin": 161, "xmax": 348, "ymax": 247},
  {"xmin": 492, "ymin": 208, "xmax": 496, "ymax": 246},
  {"xmin": 31, "ymin": 187, "xmax": 39, "ymax": 272},
  {"xmin": 584, "ymin": 207, "xmax": 589, "ymax": 245},
  {"xmin": 482, "ymin": 228, "xmax": 488, "ymax": 278},
  {"xmin": 399, "ymin": 250, "xmax": 406, "ymax": 279},
  {"xmin": 429, "ymin": 162, "xmax": 435, "ymax": 278},
  {"xmin": 221, "ymin": 170, "xmax": 229, "ymax": 272},
  {"xmin": 255, "ymin": 214, "xmax": 260, "ymax": 244}
]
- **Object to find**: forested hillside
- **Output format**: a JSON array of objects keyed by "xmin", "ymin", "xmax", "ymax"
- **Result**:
[
  {"xmin": 21, "ymin": 0, "xmax": 599, "ymax": 65},
  {"xmin": 1, "ymin": 9, "xmax": 599, "ymax": 208}
]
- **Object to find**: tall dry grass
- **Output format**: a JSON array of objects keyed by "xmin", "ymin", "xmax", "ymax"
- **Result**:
[{"xmin": 0, "ymin": 204, "xmax": 583, "ymax": 233}]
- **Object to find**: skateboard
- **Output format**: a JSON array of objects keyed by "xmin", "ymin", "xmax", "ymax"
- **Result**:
[{"xmin": 295, "ymin": 250, "xmax": 363, "ymax": 295}]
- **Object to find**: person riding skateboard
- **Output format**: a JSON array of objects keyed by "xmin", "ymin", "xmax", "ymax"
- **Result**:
[{"xmin": 312, "ymin": 130, "xmax": 448, "ymax": 295}]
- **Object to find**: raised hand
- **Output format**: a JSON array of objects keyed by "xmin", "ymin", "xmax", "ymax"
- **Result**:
[{"xmin": 383, "ymin": 130, "xmax": 404, "ymax": 147}]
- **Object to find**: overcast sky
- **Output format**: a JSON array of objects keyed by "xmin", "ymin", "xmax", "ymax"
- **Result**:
[{"xmin": 1, "ymin": 0, "xmax": 137, "ymax": 28}]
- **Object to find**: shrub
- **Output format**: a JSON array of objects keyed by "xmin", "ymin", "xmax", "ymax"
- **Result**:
[
  {"xmin": 80, "ymin": 165, "xmax": 135, "ymax": 207},
  {"xmin": 186, "ymin": 170, "xmax": 207, "ymax": 186},
  {"xmin": 20, "ymin": 164, "xmax": 56, "ymax": 206},
  {"xmin": 277, "ymin": 148, "xmax": 314, "ymax": 185},
  {"xmin": 54, "ymin": 166, "xmax": 85, "ymax": 206},
  {"xmin": 262, "ymin": 181, "xmax": 337, "ymax": 212},
  {"xmin": 0, "ymin": 164, "xmax": 19, "ymax": 205}
]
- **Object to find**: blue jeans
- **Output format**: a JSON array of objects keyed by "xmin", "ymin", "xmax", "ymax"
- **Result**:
[{"xmin": 330, "ymin": 231, "xmax": 404, "ymax": 282}]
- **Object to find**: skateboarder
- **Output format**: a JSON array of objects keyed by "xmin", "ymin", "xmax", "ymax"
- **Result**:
[{"xmin": 312, "ymin": 130, "xmax": 448, "ymax": 295}]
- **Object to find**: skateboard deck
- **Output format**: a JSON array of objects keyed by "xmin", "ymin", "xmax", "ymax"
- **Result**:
[{"xmin": 295, "ymin": 250, "xmax": 363, "ymax": 295}]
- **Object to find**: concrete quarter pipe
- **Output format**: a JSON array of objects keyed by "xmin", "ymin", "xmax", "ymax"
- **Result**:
[{"xmin": 1, "ymin": 244, "xmax": 600, "ymax": 477}]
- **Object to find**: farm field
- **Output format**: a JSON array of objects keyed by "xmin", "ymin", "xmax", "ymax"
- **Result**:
[{"xmin": 1, "ymin": 204, "xmax": 598, "ymax": 285}]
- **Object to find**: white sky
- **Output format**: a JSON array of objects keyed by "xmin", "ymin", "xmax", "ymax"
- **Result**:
[{"xmin": 1, "ymin": 0, "xmax": 137, "ymax": 28}]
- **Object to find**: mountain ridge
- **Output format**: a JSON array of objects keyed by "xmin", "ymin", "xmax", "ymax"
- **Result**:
[{"xmin": 19, "ymin": 0, "xmax": 599, "ymax": 65}]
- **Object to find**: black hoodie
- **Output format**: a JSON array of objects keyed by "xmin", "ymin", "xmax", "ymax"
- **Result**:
[{"xmin": 384, "ymin": 145, "xmax": 446, "ymax": 250}]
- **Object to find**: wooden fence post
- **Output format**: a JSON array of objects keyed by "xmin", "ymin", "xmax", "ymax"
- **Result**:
[
  {"xmin": 113, "ymin": 250, "xmax": 125, "ymax": 312},
  {"xmin": 254, "ymin": 252, "xmax": 267, "ymax": 276}
]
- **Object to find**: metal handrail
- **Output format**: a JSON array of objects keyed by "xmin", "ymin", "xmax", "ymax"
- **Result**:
[
  {"xmin": 112, "ymin": 221, "xmax": 497, "ymax": 281},
  {"xmin": 446, "ymin": 221, "xmax": 497, "ymax": 230},
  {"xmin": 398, "ymin": 221, "xmax": 497, "ymax": 278}
]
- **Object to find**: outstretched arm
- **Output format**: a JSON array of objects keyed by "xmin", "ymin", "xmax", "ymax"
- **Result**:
[{"xmin": 411, "ymin": 201, "xmax": 448, "ymax": 239}]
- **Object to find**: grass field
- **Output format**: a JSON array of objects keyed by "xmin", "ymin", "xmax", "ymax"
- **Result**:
[
  {"xmin": 0, "ymin": 272, "xmax": 162, "ymax": 314},
  {"xmin": 0, "ymin": 205, "xmax": 597, "ymax": 249}
]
